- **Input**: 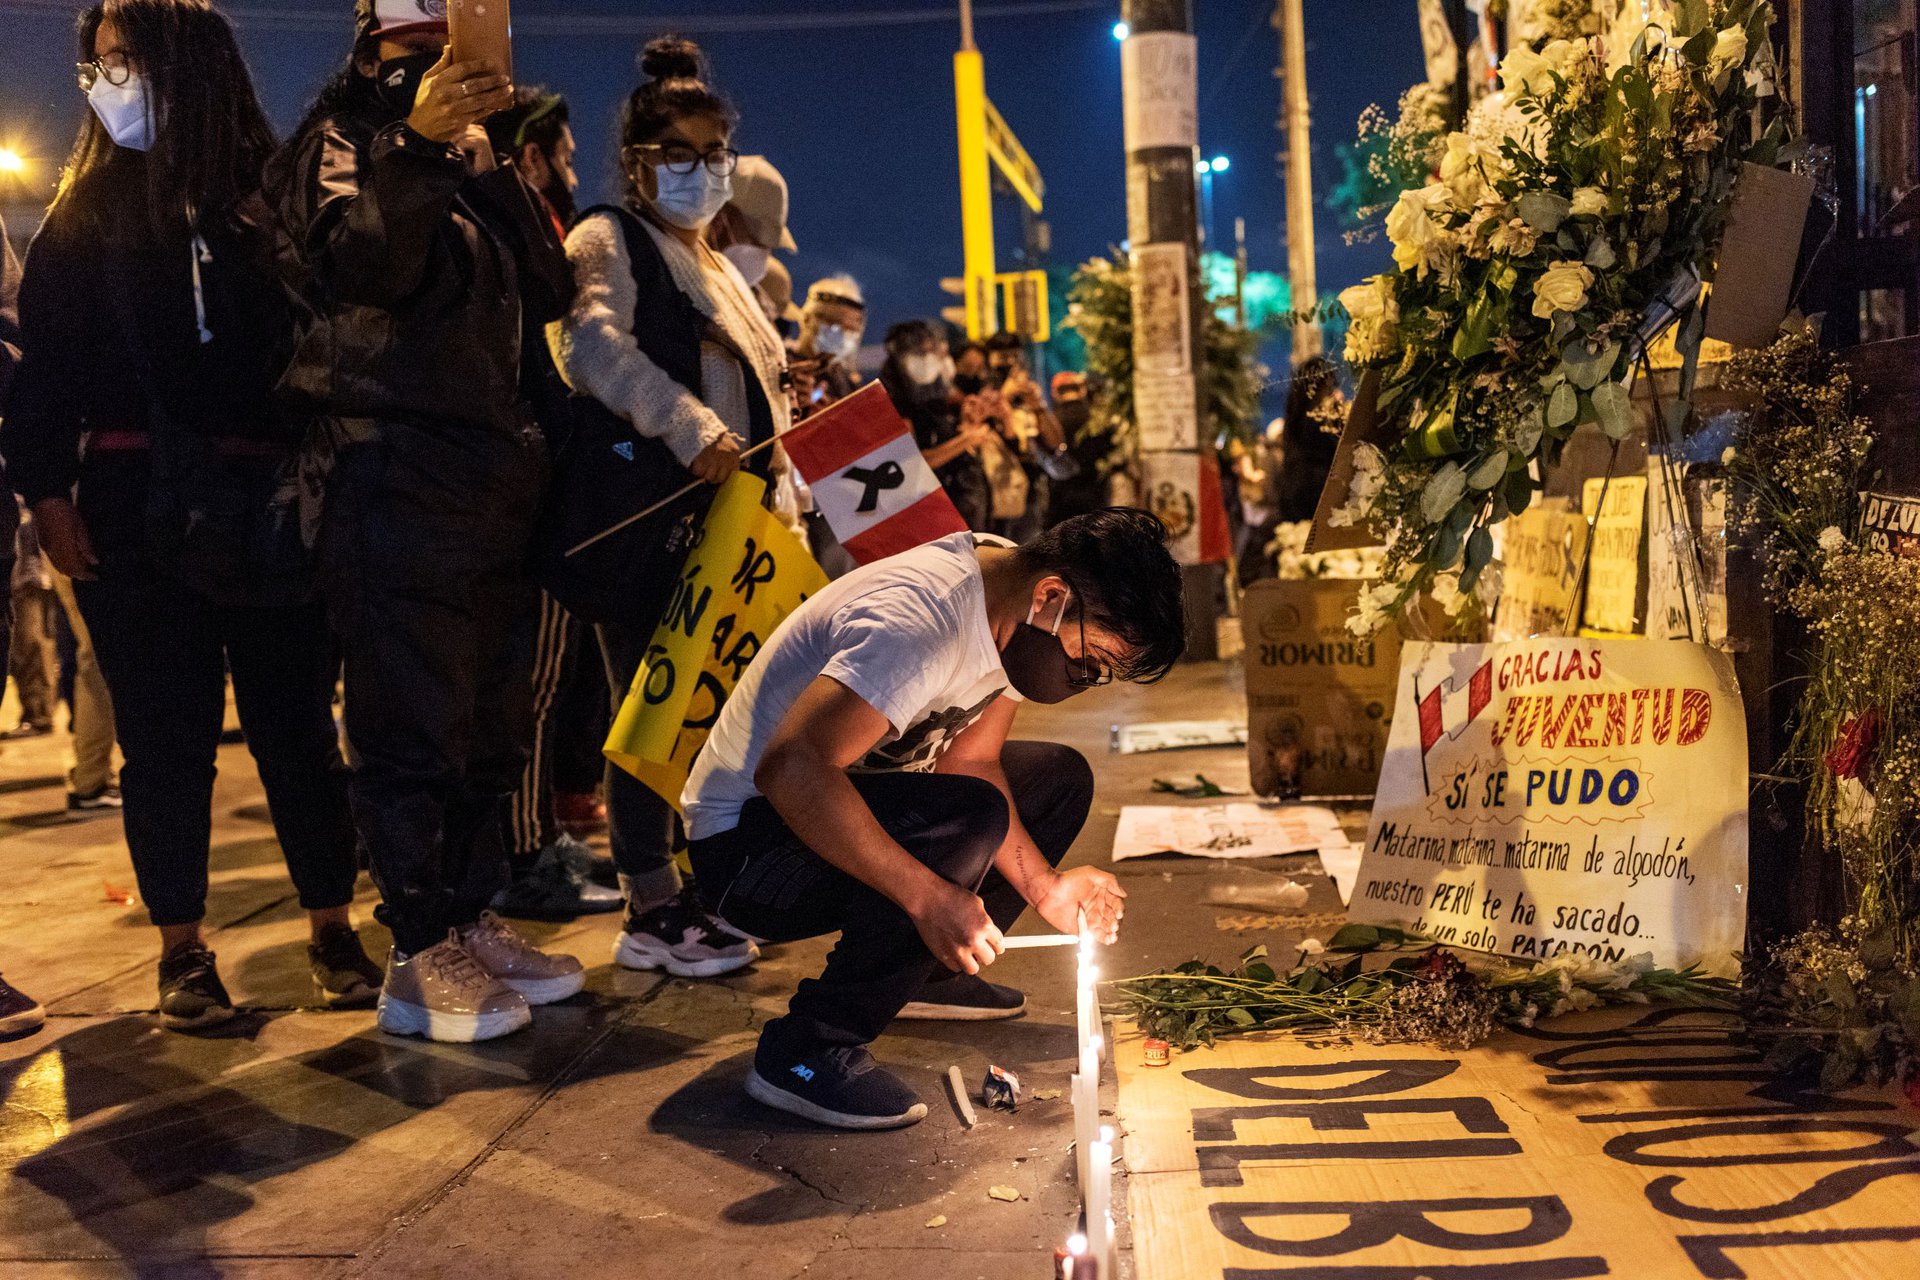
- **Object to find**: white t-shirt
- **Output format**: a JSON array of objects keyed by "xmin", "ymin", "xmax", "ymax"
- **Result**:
[{"xmin": 683, "ymin": 532, "xmax": 1018, "ymax": 841}]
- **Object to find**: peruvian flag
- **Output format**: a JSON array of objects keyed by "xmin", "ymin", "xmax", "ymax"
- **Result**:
[
  {"xmin": 1414, "ymin": 659, "xmax": 1495, "ymax": 756},
  {"xmin": 781, "ymin": 384, "xmax": 971, "ymax": 564}
]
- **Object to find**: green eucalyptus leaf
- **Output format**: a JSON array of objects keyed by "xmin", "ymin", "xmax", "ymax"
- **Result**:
[
  {"xmin": 1328, "ymin": 924, "xmax": 1382, "ymax": 952},
  {"xmin": 1585, "ymin": 235, "xmax": 1617, "ymax": 270},
  {"xmin": 1561, "ymin": 339, "xmax": 1622, "ymax": 390},
  {"xmin": 1505, "ymin": 468, "xmax": 1536, "ymax": 515},
  {"xmin": 1467, "ymin": 451, "xmax": 1508, "ymax": 490},
  {"xmin": 1591, "ymin": 381, "xmax": 1635, "ymax": 439},
  {"xmin": 1548, "ymin": 381, "xmax": 1578, "ymax": 427},
  {"xmin": 1517, "ymin": 192, "xmax": 1572, "ymax": 234},
  {"xmin": 1465, "ymin": 525, "xmax": 1493, "ymax": 573},
  {"xmin": 1516, "ymin": 407, "xmax": 1545, "ymax": 455},
  {"xmin": 1420, "ymin": 461, "xmax": 1467, "ymax": 524},
  {"xmin": 1434, "ymin": 522, "xmax": 1463, "ymax": 569}
]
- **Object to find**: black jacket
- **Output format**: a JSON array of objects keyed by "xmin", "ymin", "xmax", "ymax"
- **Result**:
[
  {"xmin": 2, "ymin": 149, "xmax": 293, "ymax": 513},
  {"xmin": 0, "ymin": 216, "xmax": 22, "ymax": 555},
  {"xmin": 269, "ymin": 82, "xmax": 570, "ymax": 440}
]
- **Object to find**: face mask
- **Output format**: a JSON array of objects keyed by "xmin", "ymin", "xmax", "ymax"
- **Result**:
[
  {"xmin": 999, "ymin": 587, "xmax": 1096, "ymax": 705},
  {"xmin": 901, "ymin": 352, "xmax": 944, "ymax": 386},
  {"xmin": 1056, "ymin": 400, "xmax": 1091, "ymax": 435},
  {"xmin": 88, "ymin": 71, "xmax": 154, "ymax": 151},
  {"xmin": 954, "ymin": 371, "xmax": 985, "ymax": 395},
  {"xmin": 651, "ymin": 164, "xmax": 732, "ymax": 231},
  {"xmin": 722, "ymin": 243, "xmax": 771, "ymax": 286},
  {"xmin": 375, "ymin": 51, "xmax": 439, "ymax": 118},
  {"xmin": 815, "ymin": 324, "xmax": 860, "ymax": 360}
]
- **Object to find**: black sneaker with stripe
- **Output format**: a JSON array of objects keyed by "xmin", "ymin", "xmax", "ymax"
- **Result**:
[{"xmin": 746, "ymin": 1032, "xmax": 928, "ymax": 1130}]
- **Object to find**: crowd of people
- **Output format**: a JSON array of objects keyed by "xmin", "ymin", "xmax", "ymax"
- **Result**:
[{"xmin": 0, "ymin": 0, "xmax": 1188, "ymax": 1131}]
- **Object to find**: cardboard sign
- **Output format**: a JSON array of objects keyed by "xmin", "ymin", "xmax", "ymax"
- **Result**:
[
  {"xmin": 1704, "ymin": 162, "xmax": 1817, "ymax": 349},
  {"xmin": 1579, "ymin": 474, "xmax": 1647, "ymax": 635},
  {"xmin": 1241, "ymin": 578, "xmax": 1400, "ymax": 797},
  {"xmin": 1114, "ymin": 1007, "xmax": 1920, "ymax": 1280},
  {"xmin": 1135, "ymin": 370, "xmax": 1199, "ymax": 451},
  {"xmin": 1860, "ymin": 490, "xmax": 1920, "ymax": 558},
  {"xmin": 1351, "ymin": 638, "xmax": 1748, "ymax": 974},
  {"xmin": 1645, "ymin": 450, "xmax": 1727, "ymax": 644},
  {"xmin": 1130, "ymin": 242, "xmax": 1192, "ymax": 377},
  {"xmin": 1492, "ymin": 497, "xmax": 1590, "ymax": 641},
  {"xmin": 604, "ymin": 473, "xmax": 828, "ymax": 811}
]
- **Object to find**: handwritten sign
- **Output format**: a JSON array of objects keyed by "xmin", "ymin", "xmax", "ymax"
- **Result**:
[
  {"xmin": 1860, "ymin": 490, "xmax": 1920, "ymax": 558},
  {"xmin": 1115, "ymin": 1006, "xmax": 1920, "ymax": 1280},
  {"xmin": 1120, "ymin": 30, "xmax": 1198, "ymax": 152},
  {"xmin": 1351, "ymin": 638, "xmax": 1748, "ymax": 974},
  {"xmin": 1579, "ymin": 474, "xmax": 1646, "ymax": 635},
  {"xmin": 1492, "ymin": 498, "xmax": 1589, "ymax": 641},
  {"xmin": 604, "ymin": 472, "xmax": 827, "ymax": 810}
]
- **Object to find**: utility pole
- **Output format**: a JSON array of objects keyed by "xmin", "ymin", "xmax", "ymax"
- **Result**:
[
  {"xmin": 1122, "ymin": 0, "xmax": 1226, "ymax": 658},
  {"xmin": 954, "ymin": 0, "xmax": 998, "ymax": 336},
  {"xmin": 1274, "ymin": 0, "xmax": 1322, "ymax": 362}
]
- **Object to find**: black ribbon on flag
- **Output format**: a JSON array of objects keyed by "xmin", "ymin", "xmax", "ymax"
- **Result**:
[{"xmin": 844, "ymin": 460, "xmax": 906, "ymax": 514}]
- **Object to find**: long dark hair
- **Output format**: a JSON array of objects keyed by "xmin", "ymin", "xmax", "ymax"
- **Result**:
[
  {"xmin": 618, "ymin": 35, "xmax": 737, "ymax": 208},
  {"xmin": 53, "ymin": 0, "xmax": 276, "ymax": 230}
]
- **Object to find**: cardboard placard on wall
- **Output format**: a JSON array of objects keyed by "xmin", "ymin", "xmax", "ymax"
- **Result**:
[
  {"xmin": 1492, "ymin": 497, "xmax": 1590, "ymax": 641},
  {"xmin": 1704, "ymin": 162, "xmax": 1816, "ymax": 349},
  {"xmin": 1351, "ymin": 637, "xmax": 1748, "ymax": 975},
  {"xmin": 1241, "ymin": 578, "xmax": 1400, "ymax": 797},
  {"xmin": 1578, "ymin": 474, "xmax": 1647, "ymax": 635}
]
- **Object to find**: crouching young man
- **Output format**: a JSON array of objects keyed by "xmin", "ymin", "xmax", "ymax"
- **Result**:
[{"xmin": 682, "ymin": 510, "xmax": 1186, "ymax": 1129}]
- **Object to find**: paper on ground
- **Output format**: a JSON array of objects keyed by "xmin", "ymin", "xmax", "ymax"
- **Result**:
[
  {"xmin": 1110, "ymin": 720, "xmax": 1247, "ymax": 755},
  {"xmin": 1111, "ymin": 803, "xmax": 1345, "ymax": 862},
  {"xmin": 1315, "ymin": 839, "xmax": 1364, "ymax": 906}
]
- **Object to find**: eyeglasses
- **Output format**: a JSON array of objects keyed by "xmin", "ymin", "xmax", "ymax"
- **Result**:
[
  {"xmin": 631, "ymin": 142, "xmax": 740, "ymax": 177},
  {"xmin": 1052, "ymin": 586, "xmax": 1114, "ymax": 690},
  {"xmin": 76, "ymin": 52, "xmax": 134, "ymax": 91}
]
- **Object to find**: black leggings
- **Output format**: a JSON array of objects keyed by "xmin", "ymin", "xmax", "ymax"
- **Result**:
[{"xmin": 688, "ymin": 741, "xmax": 1094, "ymax": 1049}]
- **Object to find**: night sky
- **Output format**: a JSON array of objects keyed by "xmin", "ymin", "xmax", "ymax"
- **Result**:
[{"xmin": 0, "ymin": 0, "xmax": 1424, "ymax": 410}]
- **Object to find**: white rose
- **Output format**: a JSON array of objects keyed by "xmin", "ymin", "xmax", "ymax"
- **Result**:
[
  {"xmin": 1711, "ymin": 27, "xmax": 1749, "ymax": 70},
  {"xmin": 1540, "ymin": 38, "xmax": 1588, "ymax": 78},
  {"xmin": 1386, "ymin": 185, "xmax": 1452, "ymax": 275},
  {"xmin": 1499, "ymin": 45, "xmax": 1555, "ymax": 98},
  {"xmin": 1531, "ymin": 261, "xmax": 1595, "ymax": 319},
  {"xmin": 1570, "ymin": 186, "xmax": 1607, "ymax": 217},
  {"xmin": 1338, "ymin": 277, "xmax": 1399, "ymax": 362}
]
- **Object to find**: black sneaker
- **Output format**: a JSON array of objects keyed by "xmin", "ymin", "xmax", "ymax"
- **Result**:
[
  {"xmin": 66, "ymin": 786, "xmax": 123, "ymax": 822},
  {"xmin": 157, "ymin": 943, "xmax": 235, "ymax": 1030},
  {"xmin": 308, "ymin": 924, "xmax": 384, "ymax": 1009},
  {"xmin": 896, "ymin": 971, "xmax": 1026, "ymax": 1021},
  {"xmin": 613, "ymin": 886, "xmax": 758, "ymax": 977},
  {"xmin": 0, "ymin": 974, "xmax": 46, "ymax": 1037},
  {"xmin": 491, "ymin": 838, "xmax": 623, "ymax": 921},
  {"xmin": 746, "ymin": 1035, "xmax": 928, "ymax": 1130}
]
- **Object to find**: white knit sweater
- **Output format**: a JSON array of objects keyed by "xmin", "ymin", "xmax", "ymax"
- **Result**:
[{"xmin": 548, "ymin": 212, "xmax": 800, "ymax": 526}]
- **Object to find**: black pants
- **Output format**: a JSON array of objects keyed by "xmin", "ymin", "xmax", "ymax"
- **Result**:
[
  {"xmin": 75, "ymin": 575, "xmax": 357, "ymax": 928},
  {"xmin": 596, "ymin": 619, "xmax": 680, "ymax": 903},
  {"xmin": 320, "ymin": 427, "xmax": 544, "ymax": 955},
  {"xmin": 689, "ymin": 741, "xmax": 1094, "ymax": 1050}
]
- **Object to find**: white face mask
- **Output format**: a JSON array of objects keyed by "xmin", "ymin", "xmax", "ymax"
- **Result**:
[
  {"xmin": 815, "ymin": 323, "xmax": 861, "ymax": 360},
  {"xmin": 901, "ymin": 352, "xmax": 944, "ymax": 385},
  {"xmin": 89, "ymin": 70, "xmax": 154, "ymax": 151},
  {"xmin": 722, "ymin": 242, "xmax": 771, "ymax": 286},
  {"xmin": 650, "ymin": 164, "xmax": 732, "ymax": 231}
]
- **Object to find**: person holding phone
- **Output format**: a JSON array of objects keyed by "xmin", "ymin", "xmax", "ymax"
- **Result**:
[{"xmin": 269, "ymin": 0, "xmax": 579, "ymax": 1043}]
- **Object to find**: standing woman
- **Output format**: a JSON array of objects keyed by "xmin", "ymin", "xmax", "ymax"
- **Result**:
[
  {"xmin": 549, "ymin": 35, "xmax": 791, "ymax": 979},
  {"xmin": 2, "ymin": 0, "xmax": 380, "ymax": 1030}
]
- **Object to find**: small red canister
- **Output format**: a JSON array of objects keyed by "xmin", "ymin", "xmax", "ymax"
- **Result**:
[{"xmin": 1143, "ymin": 1037, "xmax": 1171, "ymax": 1067}]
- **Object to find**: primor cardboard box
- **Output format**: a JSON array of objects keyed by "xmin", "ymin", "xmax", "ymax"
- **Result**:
[{"xmin": 1241, "ymin": 578, "xmax": 1401, "ymax": 798}]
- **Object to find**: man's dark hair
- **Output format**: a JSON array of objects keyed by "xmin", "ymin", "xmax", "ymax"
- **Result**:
[
  {"xmin": 983, "ymin": 331, "xmax": 1025, "ymax": 356},
  {"xmin": 57, "ymin": 1, "xmax": 277, "ymax": 230},
  {"xmin": 1014, "ymin": 508, "xmax": 1185, "ymax": 683},
  {"xmin": 884, "ymin": 318, "xmax": 939, "ymax": 357},
  {"xmin": 488, "ymin": 85, "xmax": 570, "ymax": 158}
]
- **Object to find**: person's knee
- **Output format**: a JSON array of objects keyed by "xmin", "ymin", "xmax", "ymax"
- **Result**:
[{"xmin": 929, "ymin": 774, "xmax": 1010, "ymax": 887}]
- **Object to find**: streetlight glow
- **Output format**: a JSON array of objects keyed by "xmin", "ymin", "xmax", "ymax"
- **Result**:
[
  {"xmin": 0, "ymin": 149, "xmax": 25, "ymax": 175},
  {"xmin": 1196, "ymin": 158, "xmax": 1212, "ymax": 174},
  {"xmin": 1111, "ymin": 20, "xmax": 1130, "ymax": 40},
  {"xmin": 1209, "ymin": 154, "xmax": 1231, "ymax": 173}
]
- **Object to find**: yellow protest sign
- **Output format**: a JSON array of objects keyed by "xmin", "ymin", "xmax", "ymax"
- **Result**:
[{"xmin": 604, "ymin": 472, "xmax": 828, "ymax": 811}]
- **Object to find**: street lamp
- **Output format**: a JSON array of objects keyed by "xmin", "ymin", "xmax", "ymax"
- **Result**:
[
  {"xmin": 0, "ymin": 149, "xmax": 25, "ymax": 175},
  {"xmin": 1111, "ymin": 20, "xmax": 1130, "ymax": 40},
  {"xmin": 1197, "ymin": 153, "xmax": 1230, "ymax": 245}
]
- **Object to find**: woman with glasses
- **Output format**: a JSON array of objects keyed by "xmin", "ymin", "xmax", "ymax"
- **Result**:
[
  {"xmin": 267, "ymin": 0, "xmax": 579, "ymax": 1044},
  {"xmin": 548, "ymin": 35, "xmax": 795, "ymax": 980},
  {"xmin": 2, "ymin": 0, "xmax": 381, "ymax": 1030}
]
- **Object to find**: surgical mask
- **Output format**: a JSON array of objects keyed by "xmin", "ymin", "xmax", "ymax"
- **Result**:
[
  {"xmin": 954, "ymin": 371, "xmax": 985, "ymax": 395},
  {"xmin": 815, "ymin": 324, "xmax": 860, "ymax": 360},
  {"xmin": 999, "ymin": 587, "xmax": 1100, "ymax": 705},
  {"xmin": 374, "ymin": 51, "xmax": 438, "ymax": 118},
  {"xmin": 88, "ymin": 71, "xmax": 154, "ymax": 151},
  {"xmin": 722, "ymin": 242, "xmax": 772, "ymax": 286},
  {"xmin": 901, "ymin": 352, "xmax": 944, "ymax": 386},
  {"xmin": 651, "ymin": 164, "xmax": 732, "ymax": 231}
]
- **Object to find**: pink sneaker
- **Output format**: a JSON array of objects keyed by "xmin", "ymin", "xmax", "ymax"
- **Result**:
[{"xmin": 458, "ymin": 911, "xmax": 586, "ymax": 1005}]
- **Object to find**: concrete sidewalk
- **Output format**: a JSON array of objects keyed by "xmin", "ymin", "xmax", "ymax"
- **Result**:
[{"xmin": 0, "ymin": 660, "xmax": 1334, "ymax": 1278}]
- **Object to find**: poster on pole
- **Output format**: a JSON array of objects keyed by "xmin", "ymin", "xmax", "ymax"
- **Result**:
[
  {"xmin": 1121, "ymin": 31, "xmax": 1198, "ymax": 153},
  {"xmin": 1135, "ymin": 371, "xmax": 1198, "ymax": 451},
  {"xmin": 1142, "ymin": 451, "xmax": 1230, "ymax": 567},
  {"xmin": 1349, "ymin": 637, "xmax": 1748, "ymax": 975},
  {"xmin": 1130, "ymin": 242, "xmax": 1192, "ymax": 377}
]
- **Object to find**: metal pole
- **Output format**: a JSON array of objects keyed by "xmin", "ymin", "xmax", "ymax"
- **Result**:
[
  {"xmin": 958, "ymin": 0, "xmax": 975, "ymax": 50},
  {"xmin": 954, "ymin": 12, "xmax": 996, "ymax": 338},
  {"xmin": 1234, "ymin": 215, "xmax": 1249, "ymax": 332},
  {"xmin": 1275, "ymin": 0, "xmax": 1321, "ymax": 361}
]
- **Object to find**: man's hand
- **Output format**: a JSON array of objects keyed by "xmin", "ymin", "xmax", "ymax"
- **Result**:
[
  {"xmin": 689, "ymin": 432, "xmax": 744, "ymax": 484},
  {"xmin": 32, "ymin": 499, "xmax": 98, "ymax": 581},
  {"xmin": 909, "ymin": 880, "xmax": 1005, "ymax": 975},
  {"xmin": 406, "ymin": 51, "xmax": 513, "ymax": 145},
  {"xmin": 456, "ymin": 124, "xmax": 497, "ymax": 173},
  {"xmin": 1033, "ymin": 866, "xmax": 1127, "ymax": 944}
]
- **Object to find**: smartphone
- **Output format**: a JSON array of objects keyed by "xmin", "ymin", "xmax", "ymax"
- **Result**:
[{"xmin": 447, "ymin": 0, "xmax": 512, "ymax": 81}]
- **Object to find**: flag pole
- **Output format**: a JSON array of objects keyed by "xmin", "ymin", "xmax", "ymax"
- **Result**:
[{"xmin": 565, "ymin": 435, "xmax": 784, "ymax": 559}]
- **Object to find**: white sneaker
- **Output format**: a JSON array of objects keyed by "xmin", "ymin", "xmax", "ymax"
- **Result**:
[
  {"xmin": 458, "ymin": 910, "xmax": 587, "ymax": 1005},
  {"xmin": 377, "ymin": 934, "xmax": 531, "ymax": 1043},
  {"xmin": 613, "ymin": 887, "xmax": 759, "ymax": 978}
]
